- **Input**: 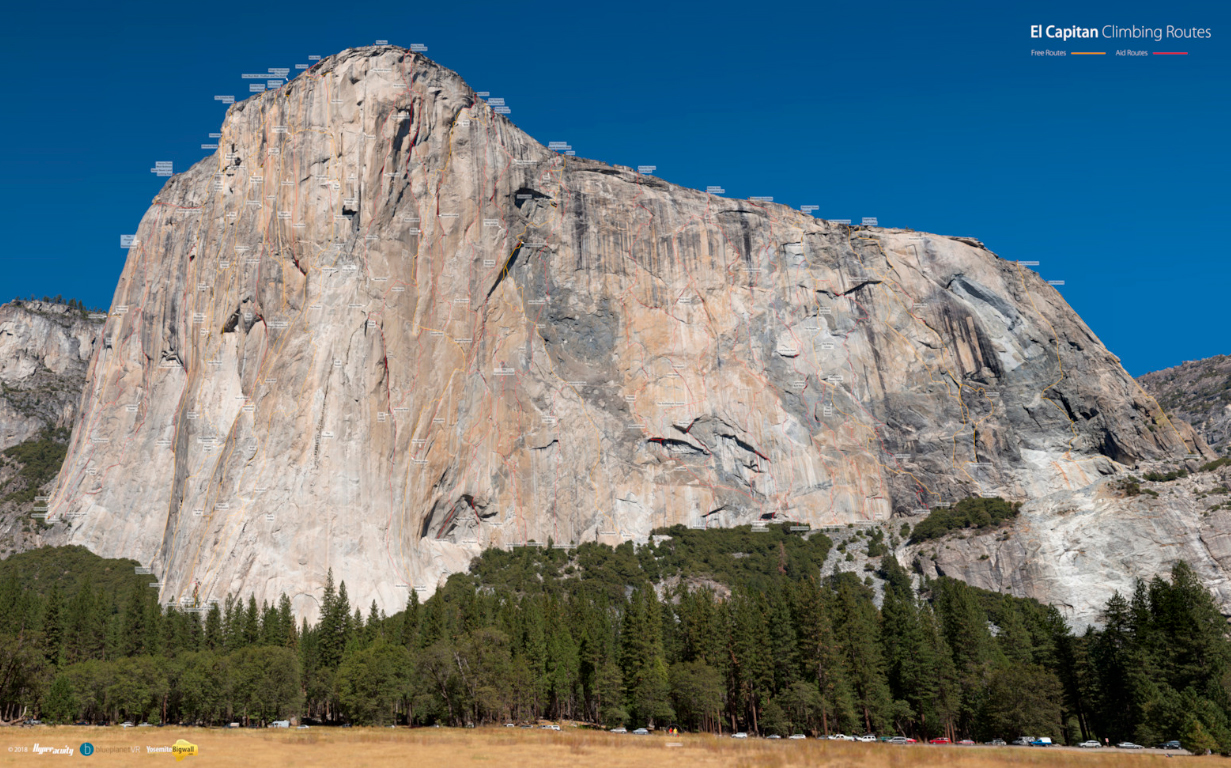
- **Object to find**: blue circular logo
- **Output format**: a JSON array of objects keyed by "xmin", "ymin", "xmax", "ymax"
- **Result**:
[{"xmin": 80, "ymin": 742, "xmax": 94, "ymax": 756}]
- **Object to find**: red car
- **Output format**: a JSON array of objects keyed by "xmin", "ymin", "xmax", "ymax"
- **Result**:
[{"xmin": 929, "ymin": 737, "xmax": 951, "ymax": 745}]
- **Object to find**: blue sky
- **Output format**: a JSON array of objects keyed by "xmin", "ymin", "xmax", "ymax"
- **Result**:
[{"xmin": 2, "ymin": 0, "xmax": 1225, "ymax": 375}]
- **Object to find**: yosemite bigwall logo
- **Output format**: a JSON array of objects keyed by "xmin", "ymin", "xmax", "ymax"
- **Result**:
[
  {"xmin": 171, "ymin": 739, "xmax": 198, "ymax": 761},
  {"xmin": 141, "ymin": 739, "xmax": 199, "ymax": 760}
]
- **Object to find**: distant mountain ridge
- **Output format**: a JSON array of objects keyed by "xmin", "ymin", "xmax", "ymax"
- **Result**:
[{"xmin": 1139, "ymin": 355, "xmax": 1231, "ymax": 455}]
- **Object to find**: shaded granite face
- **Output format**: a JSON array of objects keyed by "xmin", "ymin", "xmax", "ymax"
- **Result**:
[
  {"xmin": 0, "ymin": 301, "xmax": 101, "ymax": 450},
  {"xmin": 46, "ymin": 46, "xmax": 1206, "ymax": 621},
  {"xmin": 0, "ymin": 300, "xmax": 103, "ymax": 558}
]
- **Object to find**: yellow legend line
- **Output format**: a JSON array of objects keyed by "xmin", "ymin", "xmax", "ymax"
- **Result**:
[{"xmin": 1072, "ymin": 51, "xmax": 1105, "ymax": 55}]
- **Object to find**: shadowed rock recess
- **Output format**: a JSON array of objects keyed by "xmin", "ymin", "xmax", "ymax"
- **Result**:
[{"xmin": 47, "ymin": 46, "xmax": 1211, "ymax": 623}]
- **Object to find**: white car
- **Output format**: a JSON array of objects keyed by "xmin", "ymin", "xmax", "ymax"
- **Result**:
[
  {"xmin": 827, "ymin": 733, "xmax": 845, "ymax": 740},
  {"xmin": 632, "ymin": 728, "xmax": 649, "ymax": 735},
  {"xmin": 120, "ymin": 722, "xmax": 134, "ymax": 728},
  {"xmin": 610, "ymin": 727, "xmax": 627, "ymax": 734},
  {"xmin": 732, "ymin": 732, "xmax": 748, "ymax": 739},
  {"xmin": 858, "ymin": 735, "xmax": 876, "ymax": 742},
  {"xmin": 788, "ymin": 734, "xmax": 806, "ymax": 740},
  {"xmin": 1079, "ymin": 740, "xmax": 1102, "ymax": 748},
  {"xmin": 1116, "ymin": 742, "xmax": 1143, "ymax": 749}
]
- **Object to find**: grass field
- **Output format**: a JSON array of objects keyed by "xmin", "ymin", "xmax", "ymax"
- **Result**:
[{"xmin": 0, "ymin": 727, "xmax": 1216, "ymax": 767}]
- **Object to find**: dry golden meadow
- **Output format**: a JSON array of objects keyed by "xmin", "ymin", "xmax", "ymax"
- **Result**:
[{"xmin": 0, "ymin": 727, "xmax": 1218, "ymax": 767}]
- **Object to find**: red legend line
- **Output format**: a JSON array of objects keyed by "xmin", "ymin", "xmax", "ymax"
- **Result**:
[{"xmin": 1153, "ymin": 52, "xmax": 1188, "ymax": 55}]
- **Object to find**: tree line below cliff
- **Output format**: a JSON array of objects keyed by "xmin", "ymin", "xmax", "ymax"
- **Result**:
[{"xmin": 0, "ymin": 526, "xmax": 1228, "ymax": 753}]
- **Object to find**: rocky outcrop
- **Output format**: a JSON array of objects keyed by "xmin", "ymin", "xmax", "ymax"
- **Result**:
[
  {"xmin": 46, "ymin": 46, "xmax": 1209, "ymax": 620},
  {"xmin": 0, "ymin": 301, "xmax": 102, "ymax": 556},
  {"xmin": 1140, "ymin": 356, "xmax": 1231, "ymax": 454},
  {"xmin": 912, "ymin": 462, "xmax": 1231, "ymax": 629},
  {"xmin": 0, "ymin": 301, "xmax": 101, "ymax": 449}
]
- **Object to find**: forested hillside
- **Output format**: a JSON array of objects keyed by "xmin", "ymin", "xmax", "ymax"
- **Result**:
[{"xmin": 0, "ymin": 526, "xmax": 1228, "ymax": 754}]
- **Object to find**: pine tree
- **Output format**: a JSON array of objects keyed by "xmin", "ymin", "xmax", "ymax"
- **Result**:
[
  {"xmin": 367, "ymin": 600, "xmax": 381, "ymax": 644},
  {"xmin": 880, "ymin": 562, "xmax": 939, "ymax": 736},
  {"xmin": 832, "ymin": 575, "xmax": 892, "ymax": 735},
  {"xmin": 793, "ymin": 578, "xmax": 854, "ymax": 735},
  {"xmin": 277, "ymin": 594, "xmax": 297, "ymax": 648},
  {"xmin": 728, "ymin": 589, "xmax": 773, "ymax": 732},
  {"xmin": 222, "ymin": 594, "xmax": 244, "ymax": 651},
  {"xmin": 399, "ymin": 590, "xmax": 420, "ymax": 649},
  {"xmin": 620, "ymin": 587, "xmax": 674, "ymax": 728},
  {"xmin": 243, "ymin": 596, "xmax": 260, "ymax": 646},
  {"xmin": 204, "ymin": 602, "xmax": 223, "ymax": 650},
  {"xmin": 64, "ymin": 584, "xmax": 103, "ymax": 663},
  {"xmin": 545, "ymin": 601, "xmax": 580, "ymax": 719},
  {"xmin": 121, "ymin": 582, "xmax": 149, "ymax": 657},
  {"xmin": 42, "ymin": 584, "xmax": 63, "ymax": 667},
  {"xmin": 260, "ymin": 600, "xmax": 279, "ymax": 646},
  {"xmin": 933, "ymin": 577, "xmax": 996, "ymax": 737},
  {"xmin": 317, "ymin": 571, "xmax": 351, "ymax": 669}
]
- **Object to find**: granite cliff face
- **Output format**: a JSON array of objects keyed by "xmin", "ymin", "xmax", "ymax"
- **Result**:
[
  {"xmin": 47, "ymin": 46, "xmax": 1210, "ymax": 620},
  {"xmin": 0, "ymin": 301, "xmax": 102, "ymax": 556}
]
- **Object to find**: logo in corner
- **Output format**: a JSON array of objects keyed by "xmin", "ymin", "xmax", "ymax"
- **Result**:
[
  {"xmin": 80, "ymin": 742, "xmax": 95, "ymax": 757},
  {"xmin": 172, "ymin": 739, "xmax": 198, "ymax": 761}
]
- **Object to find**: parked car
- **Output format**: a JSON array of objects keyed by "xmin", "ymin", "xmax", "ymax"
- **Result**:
[
  {"xmin": 986, "ymin": 739, "xmax": 1006, "ymax": 746},
  {"xmin": 632, "ymin": 728, "xmax": 648, "ymax": 735},
  {"xmin": 120, "ymin": 722, "xmax": 134, "ymax": 728},
  {"xmin": 888, "ymin": 736, "xmax": 910, "ymax": 745},
  {"xmin": 765, "ymin": 734, "xmax": 780, "ymax": 739},
  {"xmin": 858, "ymin": 734, "xmax": 876, "ymax": 743},
  {"xmin": 1159, "ymin": 740, "xmax": 1181, "ymax": 750},
  {"xmin": 788, "ymin": 734, "xmax": 806, "ymax": 740},
  {"xmin": 1030, "ymin": 737, "xmax": 1052, "ymax": 747},
  {"xmin": 929, "ymin": 737, "xmax": 951, "ymax": 745},
  {"xmin": 610, "ymin": 727, "xmax": 626, "ymax": 734},
  {"xmin": 1010, "ymin": 737, "xmax": 1032, "ymax": 746},
  {"xmin": 1078, "ymin": 740, "xmax": 1102, "ymax": 748},
  {"xmin": 505, "ymin": 723, "xmax": 516, "ymax": 728},
  {"xmin": 731, "ymin": 732, "xmax": 748, "ymax": 739},
  {"xmin": 958, "ymin": 739, "xmax": 975, "ymax": 745},
  {"xmin": 1116, "ymin": 742, "xmax": 1144, "ymax": 749}
]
